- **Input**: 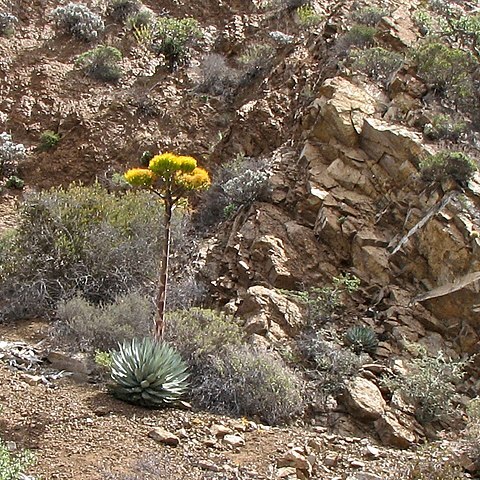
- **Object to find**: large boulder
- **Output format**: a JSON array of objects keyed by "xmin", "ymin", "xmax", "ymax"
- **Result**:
[
  {"xmin": 236, "ymin": 285, "xmax": 304, "ymax": 337},
  {"xmin": 342, "ymin": 377, "xmax": 386, "ymax": 421}
]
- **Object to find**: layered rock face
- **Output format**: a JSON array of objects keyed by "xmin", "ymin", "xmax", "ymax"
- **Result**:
[
  {"xmin": 201, "ymin": 56, "xmax": 480, "ymax": 446},
  {"xmin": 206, "ymin": 72, "xmax": 480, "ymax": 353}
]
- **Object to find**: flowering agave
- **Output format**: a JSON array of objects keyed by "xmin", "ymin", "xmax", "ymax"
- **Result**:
[
  {"xmin": 124, "ymin": 153, "xmax": 210, "ymax": 340},
  {"xmin": 111, "ymin": 337, "xmax": 189, "ymax": 407}
]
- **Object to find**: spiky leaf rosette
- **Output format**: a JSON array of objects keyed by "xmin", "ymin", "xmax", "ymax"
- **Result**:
[
  {"xmin": 344, "ymin": 325, "xmax": 378, "ymax": 354},
  {"xmin": 111, "ymin": 337, "xmax": 189, "ymax": 407}
]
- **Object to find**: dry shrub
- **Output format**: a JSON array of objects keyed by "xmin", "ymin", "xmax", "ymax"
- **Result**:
[
  {"xmin": 55, "ymin": 292, "xmax": 154, "ymax": 351},
  {"xmin": 166, "ymin": 308, "xmax": 304, "ymax": 424}
]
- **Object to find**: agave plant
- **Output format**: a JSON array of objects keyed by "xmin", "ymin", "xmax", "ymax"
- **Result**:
[
  {"xmin": 344, "ymin": 325, "xmax": 378, "ymax": 354},
  {"xmin": 111, "ymin": 337, "xmax": 189, "ymax": 407}
]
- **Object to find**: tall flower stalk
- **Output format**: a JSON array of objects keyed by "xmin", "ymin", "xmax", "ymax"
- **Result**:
[{"xmin": 124, "ymin": 152, "xmax": 210, "ymax": 340}]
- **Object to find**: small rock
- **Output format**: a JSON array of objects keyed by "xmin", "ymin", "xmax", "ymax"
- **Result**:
[
  {"xmin": 176, "ymin": 428, "xmax": 188, "ymax": 439},
  {"xmin": 278, "ymin": 449, "xmax": 310, "ymax": 471},
  {"xmin": 202, "ymin": 437, "xmax": 217, "ymax": 448},
  {"xmin": 324, "ymin": 453, "xmax": 341, "ymax": 467},
  {"xmin": 148, "ymin": 427, "xmax": 180, "ymax": 447},
  {"xmin": 349, "ymin": 459, "xmax": 365, "ymax": 469},
  {"xmin": 223, "ymin": 434, "xmax": 245, "ymax": 447},
  {"xmin": 47, "ymin": 351, "xmax": 90, "ymax": 374},
  {"xmin": 20, "ymin": 373, "xmax": 43, "ymax": 386},
  {"xmin": 197, "ymin": 460, "xmax": 223, "ymax": 472},
  {"xmin": 276, "ymin": 467, "xmax": 297, "ymax": 479},
  {"xmin": 364, "ymin": 445, "xmax": 381, "ymax": 459},
  {"xmin": 210, "ymin": 424, "xmax": 232, "ymax": 437},
  {"xmin": 347, "ymin": 473, "xmax": 383, "ymax": 480}
]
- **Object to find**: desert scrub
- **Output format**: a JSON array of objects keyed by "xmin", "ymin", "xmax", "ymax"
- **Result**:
[
  {"xmin": 194, "ymin": 156, "xmax": 272, "ymax": 228},
  {"xmin": 351, "ymin": 6, "xmax": 387, "ymax": 26},
  {"xmin": 387, "ymin": 443, "xmax": 465, "ymax": 480},
  {"xmin": 284, "ymin": 273, "xmax": 360, "ymax": 324},
  {"xmin": 108, "ymin": 0, "xmax": 141, "ymax": 23},
  {"xmin": 126, "ymin": 7, "xmax": 156, "ymax": 30},
  {"xmin": 336, "ymin": 24, "xmax": 377, "ymax": 54},
  {"xmin": 196, "ymin": 54, "xmax": 241, "ymax": 97},
  {"xmin": 423, "ymin": 114, "xmax": 466, "ymax": 141},
  {"xmin": 239, "ymin": 43, "xmax": 276, "ymax": 77},
  {"xmin": 298, "ymin": 330, "xmax": 362, "ymax": 404},
  {"xmin": 296, "ymin": 5, "xmax": 322, "ymax": 27},
  {"xmin": 383, "ymin": 346, "xmax": 467, "ymax": 423},
  {"xmin": 0, "ymin": 438, "xmax": 33, "ymax": 480},
  {"xmin": 150, "ymin": 17, "xmax": 201, "ymax": 71},
  {"xmin": 51, "ymin": 3, "xmax": 104, "ymax": 42},
  {"xmin": 197, "ymin": 344, "xmax": 304, "ymax": 425},
  {"xmin": 0, "ymin": 132, "xmax": 25, "ymax": 178},
  {"xmin": 4, "ymin": 176, "xmax": 24, "ymax": 189},
  {"xmin": 76, "ymin": 45, "xmax": 123, "ymax": 82},
  {"xmin": 166, "ymin": 308, "xmax": 303, "ymax": 424},
  {"xmin": 0, "ymin": 13, "xmax": 18, "ymax": 36},
  {"xmin": 412, "ymin": 41, "xmax": 477, "ymax": 103},
  {"xmin": 56, "ymin": 292, "xmax": 154, "ymax": 351},
  {"xmin": 38, "ymin": 130, "xmax": 60, "ymax": 151},
  {"xmin": 350, "ymin": 47, "xmax": 403, "ymax": 85},
  {"xmin": 0, "ymin": 183, "xmax": 185, "ymax": 320},
  {"xmin": 165, "ymin": 308, "xmax": 244, "ymax": 364},
  {"xmin": 419, "ymin": 150, "xmax": 477, "ymax": 185}
]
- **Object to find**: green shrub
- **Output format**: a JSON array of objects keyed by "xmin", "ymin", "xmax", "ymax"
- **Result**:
[
  {"xmin": 351, "ymin": 6, "xmax": 387, "ymax": 26},
  {"xmin": 0, "ymin": 438, "xmax": 33, "ymax": 480},
  {"xmin": 126, "ymin": 7, "xmax": 155, "ymax": 30},
  {"xmin": 4, "ymin": 176, "xmax": 24, "ymax": 189},
  {"xmin": 51, "ymin": 2, "xmax": 104, "ymax": 42},
  {"xmin": 350, "ymin": 47, "xmax": 404, "ymax": 85},
  {"xmin": 344, "ymin": 325, "xmax": 378, "ymax": 354},
  {"xmin": 336, "ymin": 24, "xmax": 377, "ymax": 54},
  {"xmin": 165, "ymin": 308, "xmax": 244, "ymax": 363},
  {"xmin": 413, "ymin": 41, "xmax": 477, "ymax": 102},
  {"xmin": 151, "ymin": 17, "xmax": 201, "ymax": 71},
  {"xmin": 419, "ymin": 150, "xmax": 477, "ymax": 185},
  {"xmin": 56, "ymin": 292, "xmax": 154, "ymax": 351},
  {"xmin": 108, "ymin": 0, "xmax": 141, "ymax": 23},
  {"xmin": 75, "ymin": 45, "xmax": 123, "ymax": 82},
  {"xmin": 383, "ymin": 346, "xmax": 467, "ymax": 423},
  {"xmin": 95, "ymin": 350, "xmax": 113, "ymax": 368},
  {"xmin": 111, "ymin": 337, "xmax": 189, "ymax": 407},
  {"xmin": 284, "ymin": 273, "xmax": 360, "ymax": 324},
  {"xmin": 296, "ymin": 5, "xmax": 322, "ymax": 26},
  {"xmin": 39, "ymin": 130, "xmax": 61, "ymax": 151},
  {"xmin": 239, "ymin": 43, "xmax": 276, "ymax": 77},
  {"xmin": 423, "ymin": 114, "xmax": 466, "ymax": 141},
  {"xmin": 0, "ymin": 13, "xmax": 18, "ymax": 36},
  {"xmin": 0, "ymin": 183, "xmax": 182, "ymax": 320}
]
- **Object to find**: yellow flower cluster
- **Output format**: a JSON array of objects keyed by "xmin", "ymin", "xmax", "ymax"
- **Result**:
[
  {"xmin": 124, "ymin": 152, "xmax": 210, "ymax": 192},
  {"xmin": 149, "ymin": 152, "xmax": 197, "ymax": 177},
  {"xmin": 124, "ymin": 168, "xmax": 155, "ymax": 187},
  {"xmin": 177, "ymin": 167, "xmax": 211, "ymax": 190}
]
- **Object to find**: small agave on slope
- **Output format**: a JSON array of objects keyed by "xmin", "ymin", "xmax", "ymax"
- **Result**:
[{"xmin": 111, "ymin": 337, "xmax": 189, "ymax": 407}]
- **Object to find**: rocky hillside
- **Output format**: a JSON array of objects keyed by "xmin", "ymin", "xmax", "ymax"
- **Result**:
[{"xmin": 2, "ymin": 0, "xmax": 480, "ymax": 478}]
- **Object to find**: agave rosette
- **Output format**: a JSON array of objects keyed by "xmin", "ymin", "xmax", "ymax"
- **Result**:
[{"xmin": 111, "ymin": 337, "xmax": 189, "ymax": 407}]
